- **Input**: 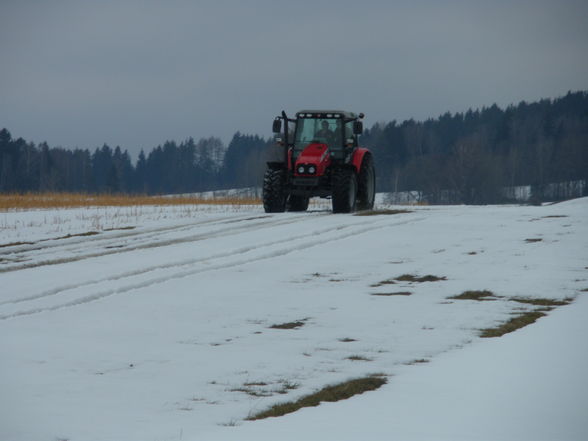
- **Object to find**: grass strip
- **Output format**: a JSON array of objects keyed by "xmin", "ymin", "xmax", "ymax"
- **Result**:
[
  {"xmin": 510, "ymin": 297, "xmax": 572, "ymax": 307},
  {"xmin": 449, "ymin": 290, "xmax": 497, "ymax": 301},
  {"xmin": 370, "ymin": 278, "xmax": 396, "ymax": 287},
  {"xmin": 355, "ymin": 209, "xmax": 412, "ymax": 216},
  {"xmin": 270, "ymin": 320, "xmax": 306, "ymax": 330},
  {"xmin": 246, "ymin": 375, "xmax": 387, "ymax": 421},
  {"xmin": 371, "ymin": 291, "xmax": 412, "ymax": 296},
  {"xmin": 396, "ymin": 274, "xmax": 446, "ymax": 283},
  {"xmin": 0, "ymin": 241, "xmax": 35, "ymax": 248},
  {"xmin": 480, "ymin": 311, "xmax": 546, "ymax": 338},
  {"xmin": 0, "ymin": 192, "xmax": 260, "ymax": 210},
  {"xmin": 346, "ymin": 355, "xmax": 373, "ymax": 361}
]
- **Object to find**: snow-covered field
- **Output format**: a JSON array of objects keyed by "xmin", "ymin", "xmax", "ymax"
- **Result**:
[{"xmin": 1, "ymin": 198, "xmax": 587, "ymax": 441}]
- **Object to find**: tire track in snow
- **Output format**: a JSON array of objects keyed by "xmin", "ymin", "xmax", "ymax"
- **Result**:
[
  {"xmin": 0, "ymin": 217, "xmax": 344, "ymax": 307},
  {"xmin": 0, "ymin": 213, "xmax": 273, "ymax": 267},
  {"xmin": 0, "ymin": 215, "xmax": 424, "ymax": 320},
  {"xmin": 0, "ymin": 213, "xmax": 323, "ymax": 273},
  {"xmin": 1, "ymin": 213, "xmax": 261, "ymax": 253}
]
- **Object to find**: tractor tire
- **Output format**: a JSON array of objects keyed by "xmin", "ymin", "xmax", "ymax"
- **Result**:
[
  {"xmin": 331, "ymin": 167, "xmax": 357, "ymax": 213},
  {"xmin": 263, "ymin": 168, "xmax": 287, "ymax": 213},
  {"xmin": 287, "ymin": 195, "xmax": 309, "ymax": 212},
  {"xmin": 356, "ymin": 154, "xmax": 376, "ymax": 211}
]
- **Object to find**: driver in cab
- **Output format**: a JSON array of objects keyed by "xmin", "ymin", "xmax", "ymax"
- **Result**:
[{"xmin": 316, "ymin": 120, "xmax": 334, "ymax": 145}]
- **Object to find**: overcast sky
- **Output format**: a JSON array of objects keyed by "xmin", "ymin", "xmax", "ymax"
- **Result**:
[{"xmin": 1, "ymin": 0, "xmax": 587, "ymax": 158}]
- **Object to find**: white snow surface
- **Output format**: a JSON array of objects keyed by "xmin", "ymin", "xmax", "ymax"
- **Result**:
[{"xmin": 1, "ymin": 198, "xmax": 587, "ymax": 441}]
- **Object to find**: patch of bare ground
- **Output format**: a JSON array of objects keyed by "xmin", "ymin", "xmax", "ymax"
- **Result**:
[
  {"xmin": 480, "ymin": 311, "xmax": 546, "ymax": 338},
  {"xmin": 269, "ymin": 319, "xmax": 308, "ymax": 330},
  {"xmin": 529, "ymin": 215, "xmax": 569, "ymax": 221},
  {"xmin": 449, "ymin": 290, "xmax": 498, "ymax": 301},
  {"xmin": 103, "ymin": 226, "xmax": 136, "ymax": 231},
  {"xmin": 371, "ymin": 291, "xmax": 412, "ymax": 296},
  {"xmin": 370, "ymin": 274, "xmax": 446, "ymax": 286},
  {"xmin": 0, "ymin": 241, "xmax": 35, "ymax": 248},
  {"xmin": 338, "ymin": 338, "xmax": 357, "ymax": 343},
  {"xmin": 525, "ymin": 238, "xmax": 543, "ymax": 243},
  {"xmin": 510, "ymin": 297, "xmax": 573, "ymax": 307},
  {"xmin": 355, "ymin": 209, "xmax": 412, "ymax": 216},
  {"xmin": 346, "ymin": 355, "xmax": 373, "ymax": 362},
  {"xmin": 246, "ymin": 375, "xmax": 387, "ymax": 421},
  {"xmin": 369, "ymin": 278, "xmax": 396, "ymax": 287},
  {"xmin": 54, "ymin": 231, "xmax": 100, "ymax": 239},
  {"xmin": 395, "ymin": 274, "xmax": 446, "ymax": 283},
  {"xmin": 405, "ymin": 359, "xmax": 430, "ymax": 365}
]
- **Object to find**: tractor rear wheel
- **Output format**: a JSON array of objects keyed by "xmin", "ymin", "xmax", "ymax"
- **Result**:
[
  {"xmin": 331, "ymin": 168, "xmax": 357, "ymax": 213},
  {"xmin": 287, "ymin": 195, "xmax": 309, "ymax": 212},
  {"xmin": 263, "ymin": 168, "xmax": 287, "ymax": 213},
  {"xmin": 356, "ymin": 154, "xmax": 375, "ymax": 211}
]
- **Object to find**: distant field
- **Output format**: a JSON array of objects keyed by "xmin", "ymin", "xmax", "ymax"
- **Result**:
[{"xmin": 0, "ymin": 192, "xmax": 261, "ymax": 210}]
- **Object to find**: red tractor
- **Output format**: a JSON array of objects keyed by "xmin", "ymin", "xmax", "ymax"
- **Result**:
[{"xmin": 263, "ymin": 110, "xmax": 375, "ymax": 213}]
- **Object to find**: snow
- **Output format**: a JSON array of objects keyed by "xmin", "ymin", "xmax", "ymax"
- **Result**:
[
  {"xmin": 1, "ymin": 198, "xmax": 587, "ymax": 441},
  {"xmin": 210, "ymin": 294, "xmax": 588, "ymax": 441}
]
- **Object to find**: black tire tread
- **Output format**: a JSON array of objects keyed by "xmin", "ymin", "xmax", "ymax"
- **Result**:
[
  {"xmin": 357, "ymin": 154, "xmax": 376, "ymax": 211},
  {"xmin": 263, "ymin": 168, "xmax": 287, "ymax": 213},
  {"xmin": 331, "ymin": 167, "xmax": 357, "ymax": 213}
]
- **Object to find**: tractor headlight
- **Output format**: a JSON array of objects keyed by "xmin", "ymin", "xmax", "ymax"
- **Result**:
[
  {"xmin": 297, "ymin": 165, "xmax": 305, "ymax": 174},
  {"xmin": 308, "ymin": 165, "xmax": 316, "ymax": 174}
]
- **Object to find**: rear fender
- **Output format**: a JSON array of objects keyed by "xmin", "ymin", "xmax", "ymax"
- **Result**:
[{"xmin": 350, "ymin": 148, "xmax": 370, "ymax": 173}]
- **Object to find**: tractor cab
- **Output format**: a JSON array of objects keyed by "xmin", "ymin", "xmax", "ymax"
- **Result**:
[
  {"xmin": 292, "ymin": 111, "xmax": 361, "ymax": 161},
  {"xmin": 272, "ymin": 110, "xmax": 364, "ymax": 161}
]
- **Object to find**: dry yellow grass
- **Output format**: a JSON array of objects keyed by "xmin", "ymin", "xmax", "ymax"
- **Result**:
[{"xmin": 0, "ymin": 192, "xmax": 261, "ymax": 210}]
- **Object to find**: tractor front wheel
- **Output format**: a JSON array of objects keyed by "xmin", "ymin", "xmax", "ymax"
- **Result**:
[
  {"xmin": 263, "ymin": 168, "xmax": 287, "ymax": 213},
  {"xmin": 331, "ymin": 168, "xmax": 357, "ymax": 213}
]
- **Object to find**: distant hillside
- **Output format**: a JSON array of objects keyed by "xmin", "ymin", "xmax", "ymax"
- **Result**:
[{"xmin": 363, "ymin": 90, "xmax": 588, "ymax": 203}]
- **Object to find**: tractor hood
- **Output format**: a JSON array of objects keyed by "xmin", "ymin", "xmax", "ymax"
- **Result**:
[{"xmin": 294, "ymin": 143, "xmax": 331, "ymax": 176}]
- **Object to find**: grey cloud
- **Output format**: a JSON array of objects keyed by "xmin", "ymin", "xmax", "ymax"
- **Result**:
[{"xmin": 1, "ymin": 0, "xmax": 587, "ymax": 158}]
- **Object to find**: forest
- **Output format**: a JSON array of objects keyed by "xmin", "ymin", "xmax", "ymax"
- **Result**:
[{"xmin": 1, "ymin": 91, "xmax": 587, "ymax": 204}]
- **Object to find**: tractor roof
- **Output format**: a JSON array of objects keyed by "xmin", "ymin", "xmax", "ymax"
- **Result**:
[{"xmin": 296, "ymin": 110, "xmax": 358, "ymax": 119}]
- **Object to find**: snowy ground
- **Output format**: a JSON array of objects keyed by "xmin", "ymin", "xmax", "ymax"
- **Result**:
[{"xmin": 1, "ymin": 198, "xmax": 587, "ymax": 441}]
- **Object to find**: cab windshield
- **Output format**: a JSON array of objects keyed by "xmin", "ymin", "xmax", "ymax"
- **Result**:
[{"xmin": 293, "ymin": 118, "xmax": 343, "ymax": 152}]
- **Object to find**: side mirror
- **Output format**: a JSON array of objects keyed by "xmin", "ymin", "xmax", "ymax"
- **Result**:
[
  {"xmin": 353, "ymin": 120, "xmax": 363, "ymax": 135},
  {"xmin": 272, "ymin": 119, "xmax": 282, "ymax": 133}
]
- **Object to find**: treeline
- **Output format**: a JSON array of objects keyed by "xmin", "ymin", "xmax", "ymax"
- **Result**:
[
  {"xmin": 0, "ymin": 130, "xmax": 269, "ymax": 194},
  {"xmin": 1, "ymin": 91, "xmax": 587, "ymax": 203},
  {"xmin": 364, "ymin": 90, "xmax": 588, "ymax": 203}
]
